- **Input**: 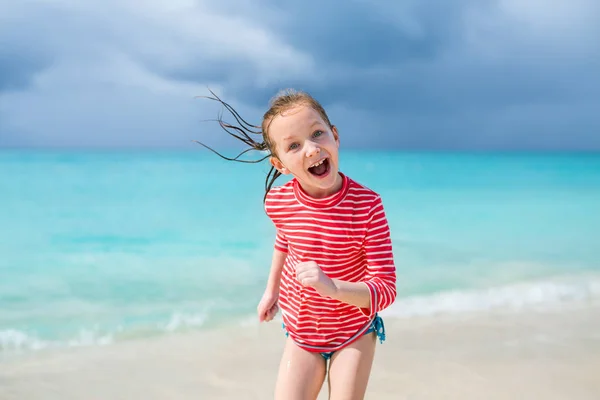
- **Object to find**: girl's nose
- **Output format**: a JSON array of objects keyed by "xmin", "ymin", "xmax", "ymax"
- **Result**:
[{"xmin": 306, "ymin": 143, "xmax": 321, "ymax": 158}]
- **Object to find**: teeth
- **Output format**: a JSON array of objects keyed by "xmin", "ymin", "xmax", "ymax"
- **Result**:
[{"xmin": 310, "ymin": 158, "xmax": 326, "ymax": 168}]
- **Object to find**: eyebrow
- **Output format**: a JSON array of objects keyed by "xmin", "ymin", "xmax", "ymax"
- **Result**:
[
  {"xmin": 282, "ymin": 121, "xmax": 324, "ymax": 142},
  {"xmin": 310, "ymin": 120, "xmax": 322, "ymax": 128}
]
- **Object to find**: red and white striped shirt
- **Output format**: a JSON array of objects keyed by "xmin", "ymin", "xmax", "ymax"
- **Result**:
[{"xmin": 264, "ymin": 172, "xmax": 396, "ymax": 353}]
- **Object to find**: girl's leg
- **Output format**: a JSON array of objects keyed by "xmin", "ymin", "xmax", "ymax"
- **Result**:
[
  {"xmin": 326, "ymin": 332, "xmax": 377, "ymax": 400},
  {"xmin": 274, "ymin": 337, "xmax": 327, "ymax": 400}
]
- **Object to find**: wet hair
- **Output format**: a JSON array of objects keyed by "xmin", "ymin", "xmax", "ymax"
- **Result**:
[{"xmin": 194, "ymin": 88, "xmax": 333, "ymax": 202}]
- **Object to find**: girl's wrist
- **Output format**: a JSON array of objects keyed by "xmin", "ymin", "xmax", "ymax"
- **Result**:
[
  {"xmin": 325, "ymin": 279, "xmax": 340, "ymax": 299},
  {"xmin": 328, "ymin": 279, "xmax": 370, "ymax": 308},
  {"xmin": 265, "ymin": 281, "xmax": 280, "ymax": 294}
]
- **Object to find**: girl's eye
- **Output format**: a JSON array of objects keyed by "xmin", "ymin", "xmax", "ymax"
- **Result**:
[
  {"xmin": 313, "ymin": 130, "xmax": 323, "ymax": 138},
  {"xmin": 289, "ymin": 143, "xmax": 299, "ymax": 150}
]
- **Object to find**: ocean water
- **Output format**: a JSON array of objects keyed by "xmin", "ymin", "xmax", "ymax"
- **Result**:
[{"xmin": 1, "ymin": 150, "xmax": 599, "ymax": 355}]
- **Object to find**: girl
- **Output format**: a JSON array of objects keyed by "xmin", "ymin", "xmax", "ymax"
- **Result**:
[{"xmin": 196, "ymin": 89, "xmax": 396, "ymax": 400}]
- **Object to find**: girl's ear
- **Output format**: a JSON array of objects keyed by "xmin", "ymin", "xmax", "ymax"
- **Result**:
[
  {"xmin": 331, "ymin": 125, "xmax": 340, "ymax": 148},
  {"xmin": 270, "ymin": 156, "xmax": 289, "ymax": 174}
]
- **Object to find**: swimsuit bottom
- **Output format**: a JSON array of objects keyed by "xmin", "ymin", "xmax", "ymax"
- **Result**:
[{"xmin": 282, "ymin": 314, "xmax": 386, "ymax": 361}]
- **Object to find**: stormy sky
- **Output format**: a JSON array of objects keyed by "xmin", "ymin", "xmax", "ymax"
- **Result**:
[{"xmin": 1, "ymin": 0, "xmax": 599, "ymax": 150}]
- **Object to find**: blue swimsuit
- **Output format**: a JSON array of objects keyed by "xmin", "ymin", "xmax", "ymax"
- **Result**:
[{"xmin": 282, "ymin": 314, "xmax": 386, "ymax": 360}]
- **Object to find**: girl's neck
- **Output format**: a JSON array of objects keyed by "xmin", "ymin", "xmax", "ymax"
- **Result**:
[
  {"xmin": 293, "ymin": 173, "xmax": 349, "ymax": 209},
  {"xmin": 300, "ymin": 172, "xmax": 344, "ymax": 199}
]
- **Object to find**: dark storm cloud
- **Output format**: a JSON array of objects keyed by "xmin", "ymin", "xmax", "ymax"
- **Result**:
[
  {"xmin": 0, "ymin": 1, "xmax": 59, "ymax": 92},
  {"xmin": 270, "ymin": 2, "xmax": 444, "ymax": 67},
  {"xmin": 0, "ymin": 51, "xmax": 49, "ymax": 91},
  {"xmin": 0, "ymin": 0, "xmax": 599, "ymax": 149},
  {"xmin": 216, "ymin": 0, "xmax": 599, "ymax": 112}
]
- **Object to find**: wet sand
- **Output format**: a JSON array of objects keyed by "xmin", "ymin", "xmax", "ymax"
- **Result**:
[{"xmin": 1, "ymin": 304, "xmax": 599, "ymax": 399}]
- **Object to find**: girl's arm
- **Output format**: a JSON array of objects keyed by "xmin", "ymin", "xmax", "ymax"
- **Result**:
[
  {"xmin": 257, "ymin": 246, "xmax": 287, "ymax": 322},
  {"xmin": 328, "ymin": 196, "xmax": 397, "ymax": 315},
  {"xmin": 265, "ymin": 248, "xmax": 287, "ymax": 294},
  {"xmin": 266, "ymin": 228, "xmax": 288, "ymax": 293},
  {"xmin": 328, "ymin": 279, "xmax": 371, "ymax": 308}
]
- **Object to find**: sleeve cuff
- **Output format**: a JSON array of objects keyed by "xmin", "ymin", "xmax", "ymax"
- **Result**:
[
  {"xmin": 359, "ymin": 281, "xmax": 378, "ymax": 317},
  {"xmin": 274, "ymin": 243, "xmax": 288, "ymax": 253}
]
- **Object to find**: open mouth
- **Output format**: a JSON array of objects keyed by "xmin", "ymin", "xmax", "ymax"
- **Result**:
[{"xmin": 308, "ymin": 157, "xmax": 330, "ymax": 177}]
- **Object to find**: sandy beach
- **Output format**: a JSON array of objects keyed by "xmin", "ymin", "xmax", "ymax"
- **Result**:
[{"xmin": 1, "ymin": 303, "xmax": 599, "ymax": 400}]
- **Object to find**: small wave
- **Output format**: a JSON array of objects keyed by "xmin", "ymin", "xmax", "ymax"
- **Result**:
[
  {"xmin": 0, "ymin": 310, "xmax": 210, "ymax": 355},
  {"xmin": 386, "ymin": 276, "xmax": 600, "ymax": 318},
  {"xmin": 0, "ymin": 329, "xmax": 47, "ymax": 352},
  {"xmin": 67, "ymin": 328, "xmax": 114, "ymax": 347},
  {"xmin": 0, "ymin": 328, "xmax": 114, "ymax": 353},
  {"xmin": 162, "ymin": 312, "xmax": 206, "ymax": 332}
]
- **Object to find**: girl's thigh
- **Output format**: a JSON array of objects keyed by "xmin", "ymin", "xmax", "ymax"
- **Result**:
[
  {"xmin": 274, "ymin": 337, "xmax": 327, "ymax": 400},
  {"xmin": 327, "ymin": 332, "xmax": 377, "ymax": 400}
]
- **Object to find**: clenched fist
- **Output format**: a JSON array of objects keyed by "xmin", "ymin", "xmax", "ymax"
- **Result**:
[
  {"xmin": 295, "ymin": 261, "xmax": 337, "ymax": 297},
  {"xmin": 257, "ymin": 289, "xmax": 279, "ymax": 322}
]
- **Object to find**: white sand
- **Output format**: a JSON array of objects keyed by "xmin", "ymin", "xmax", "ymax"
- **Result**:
[{"xmin": 1, "ymin": 304, "xmax": 599, "ymax": 399}]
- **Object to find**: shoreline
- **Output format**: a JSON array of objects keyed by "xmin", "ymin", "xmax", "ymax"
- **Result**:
[
  {"xmin": 3, "ymin": 270, "xmax": 599, "ymax": 360},
  {"xmin": 1, "ymin": 303, "xmax": 599, "ymax": 399}
]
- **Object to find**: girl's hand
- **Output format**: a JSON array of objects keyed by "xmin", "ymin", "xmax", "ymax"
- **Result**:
[
  {"xmin": 296, "ymin": 261, "xmax": 337, "ymax": 297},
  {"xmin": 257, "ymin": 289, "xmax": 279, "ymax": 322}
]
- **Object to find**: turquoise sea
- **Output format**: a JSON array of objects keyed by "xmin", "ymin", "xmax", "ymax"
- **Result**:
[{"xmin": 1, "ymin": 150, "xmax": 599, "ymax": 355}]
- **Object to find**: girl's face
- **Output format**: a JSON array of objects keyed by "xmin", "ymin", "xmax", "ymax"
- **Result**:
[{"xmin": 268, "ymin": 105, "xmax": 343, "ymax": 198}]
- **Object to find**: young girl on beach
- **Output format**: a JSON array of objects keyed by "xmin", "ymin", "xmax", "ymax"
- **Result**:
[{"xmin": 197, "ymin": 89, "xmax": 397, "ymax": 399}]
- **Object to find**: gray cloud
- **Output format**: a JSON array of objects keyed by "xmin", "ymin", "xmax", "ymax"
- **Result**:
[
  {"xmin": 227, "ymin": 1, "xmax": 600, "ymax": 109},
  {"xmin": 0, "ymin": 2, "xmax": 58, "ymax": 92},
  {"xmin": 0, "ymin": 0, "xmax": 599, "ymax": 150},
  {"xmin": 0, "ymin": 51, "xmax": 49, "ymax": 91}
]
